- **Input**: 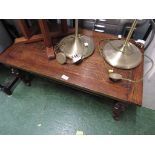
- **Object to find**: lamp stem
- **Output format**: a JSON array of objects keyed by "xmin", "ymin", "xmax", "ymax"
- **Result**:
[
  {"xmin": 122, "ymin": 19, "xmax": 138, "ymax": 50},
  {"xmin": 75, "ymin": 19, "xmax": 78, "ymax": 38}
]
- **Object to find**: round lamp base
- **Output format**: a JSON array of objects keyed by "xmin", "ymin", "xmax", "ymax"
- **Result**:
[
  {"xmin": 102, "ymin": 40, "xmax": 142, "ymax": 69},
  {"xmin": 57, "ymin": 34, "xmax": 95, "ymax": 64}
]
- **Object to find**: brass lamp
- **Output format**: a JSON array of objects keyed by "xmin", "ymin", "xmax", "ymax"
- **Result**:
[
  {"xmin": 101, "ymin": 19, "xmax": 142, "ymax": 69},
  {"xmin": 56, "ymin": 19, "xmax": 95, "ymax": 64}
]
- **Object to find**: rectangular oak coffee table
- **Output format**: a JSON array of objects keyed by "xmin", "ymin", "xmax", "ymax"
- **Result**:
[{"xmin": 0, "ymin": 30, "xmax": 143, "ymax": 120}]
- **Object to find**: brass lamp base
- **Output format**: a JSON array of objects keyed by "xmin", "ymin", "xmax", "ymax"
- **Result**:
[
  {"xmin": 57, "ymin": 34, "xmax": 94, "ymax": 64},
  {"xmin": 102, "ymin": 40, "xmax": 142, "ymax": 69}
]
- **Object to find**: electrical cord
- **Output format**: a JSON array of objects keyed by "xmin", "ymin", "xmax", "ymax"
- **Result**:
[{"xmin": 121, "ymin": 55, "xmax": 154, "ymax": 83}]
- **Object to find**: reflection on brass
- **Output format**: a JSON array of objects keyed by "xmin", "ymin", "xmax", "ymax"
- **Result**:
[
  {"xmin": 109, "ymin": 72, "xmax": 123, "ymax": 81},
  {"xmin": 102, "ymin": 19, "xmax": 142, "ymax": 69},
  {"xmin": 103, "ymin": 40, "xmax": 142, "ymax": 69},
  {"xmin": 56, "ymin": 52, "xmax": 66, "ymax": 64},
  {"xmin": 55, "ymin": 19, "xmax": 95, "ymax": 64}
]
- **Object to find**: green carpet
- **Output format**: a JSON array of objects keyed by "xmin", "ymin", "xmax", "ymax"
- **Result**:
[{"xmin": 0, "ymin": 65, "xmax": 155, "ymax": 135}]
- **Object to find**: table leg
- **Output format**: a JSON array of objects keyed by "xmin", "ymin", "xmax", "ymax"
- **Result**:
[
  {"xmin": 0, "ymin": 68, "xmax": 33, "ymax": 95},
  {"xmin": 112, "ymin": 102, "xmax": 128, "ymax": 121},
  {"xmin": 18, "ymin": 19, "xmax": 31, "ymax": 39},
  {"xmin": 0, "ymin": 76, "xmax": 19, "ymax": 95},
  {"xmin": 38, "ymin": 19, "xmax": 55, "ymax": 60},
  {"xmin": 61, "ymin": 19, "xmax": 68, "ymax": 33}
]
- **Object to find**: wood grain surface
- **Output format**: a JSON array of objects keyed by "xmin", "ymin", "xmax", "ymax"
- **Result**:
[{"xmin": 0, "ymin": 29, "xmax": 143, "ymax": 105}]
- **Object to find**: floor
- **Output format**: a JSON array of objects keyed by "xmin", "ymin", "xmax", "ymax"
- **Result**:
[
  {"xmin": 143, "ymin": 33, "xmax": 155, "ymax": 110},
  {"xmin": 0, "ymin": 65, "xmax": 155, "ymax": 135}
]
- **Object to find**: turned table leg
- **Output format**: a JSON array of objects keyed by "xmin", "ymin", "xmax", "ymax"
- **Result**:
[
  {"xmin": 0, "ymin": 76, "xmax": 19, "ymax": 95},
  {"xmin": 112, "ymin": 102, "xmax": 128, "ymax": 121},
  {"xmin": 0, "ymin": 68, "xmax": 33, "ymax": 95}
]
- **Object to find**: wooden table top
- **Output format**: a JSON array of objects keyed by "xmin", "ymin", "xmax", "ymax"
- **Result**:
[{"xmin": 0, "ymin": 30, "xmax": 143, "ymax": 105}]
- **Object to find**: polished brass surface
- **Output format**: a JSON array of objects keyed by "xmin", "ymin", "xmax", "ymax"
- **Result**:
[
  {"xmin": 102, "ymin": 40, "xmax": 142, "ymax": 69},
  {"xmin": 75, "ymin": 19, "xmax": 78, "ymax": 38},
  {"xmin": 56, "ymin": 52, "xmax": 66, "ymax": 64},
  {"xmin": 123, "ymin": 19, "xmax": 138, "ymax": 48},
  {"xmin": 109, "ymin": 72, "xmax": 123, "ymax": 81},
  {"xmin": 102, "ymin": 19, "xmax": 142, "ymax": 69},
  {"xmin": 56, "ymin": 19, "xmax": 95, "ymax": 64},
  {"xmin": 59, "ymin": 34, "xmax": 94, "ymax": 63}
]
